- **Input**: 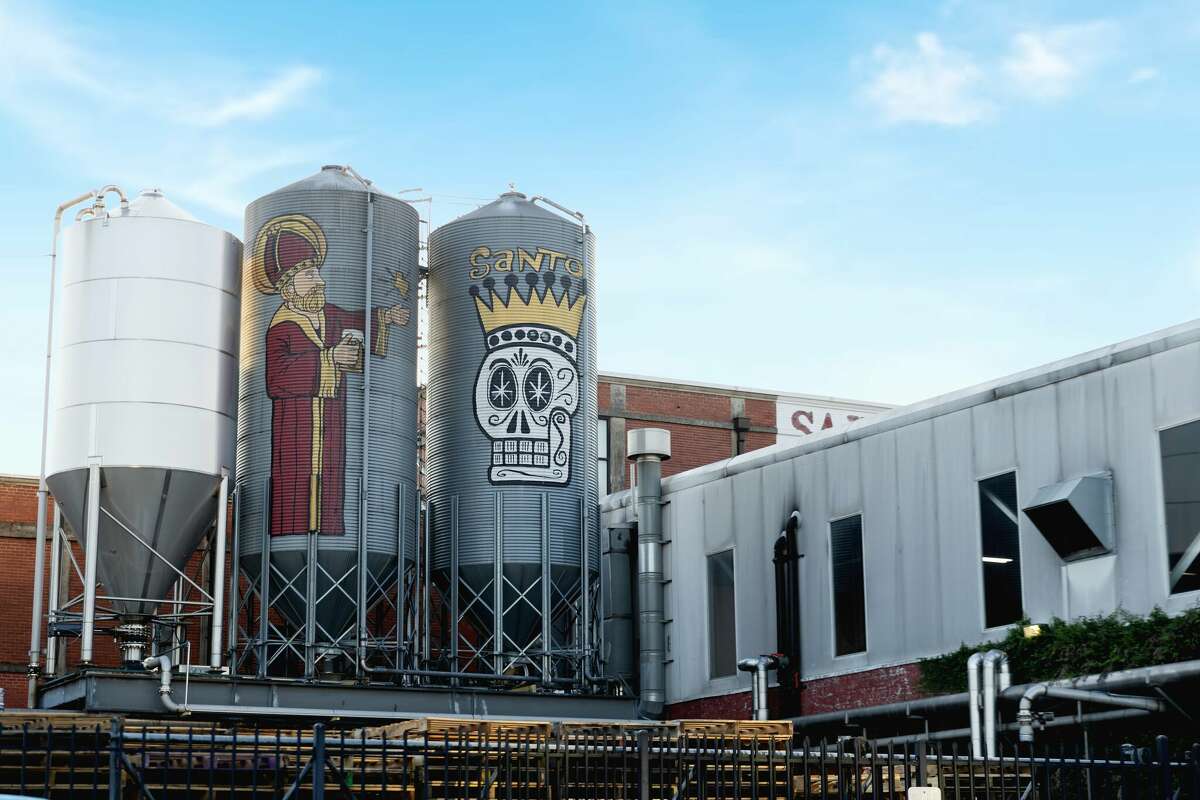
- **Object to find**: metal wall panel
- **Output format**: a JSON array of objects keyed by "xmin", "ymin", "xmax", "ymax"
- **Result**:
[
  {"xmin": 1103, "ymin": 358, "xmax": 1160, "ymax": 614},
  {"xmin": 601, "ymin": 322, "xmax": 1200, "ymax": 706},
  {"xmin": 932, "ymin": 409, "xmax": 983, "ymax": 640},
  {"xmin": 859, "ymin": 432, "xmax": 903, "ymax": 666},
  {"xmin": 1012, "ymin": 385, "xmax": 1066, "ymax": 622}
]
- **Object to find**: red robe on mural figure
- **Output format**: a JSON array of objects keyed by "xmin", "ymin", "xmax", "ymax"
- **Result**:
[{"xmin": 265, "ymin": 304, "xmax": 393, "ymax": 536}]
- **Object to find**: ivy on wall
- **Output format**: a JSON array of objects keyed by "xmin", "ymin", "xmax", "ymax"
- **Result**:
[{"xmin": 918, "ymin": 608, "xmax": 1200, "ymax": 694}]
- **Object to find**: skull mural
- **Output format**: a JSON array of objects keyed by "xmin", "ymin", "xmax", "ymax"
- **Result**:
[{"xmin": 471, "ymin": 273, "xmax": 587, "ymax": 485}]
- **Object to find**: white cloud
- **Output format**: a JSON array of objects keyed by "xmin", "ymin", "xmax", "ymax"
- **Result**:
[
  {"xmin": 865, "ymin": 33, "xmax": 990, "ymax": 126},
  {"xmin": 184, "ymin": 67, "xmax": 323, "ymax": 127},
  {"xmin": 0, "ymin": 5, "xmax": 334, "ymax": 220},
  {"xmin": 1128, "ymin": 66, "xmax": 1159, "ymax": 84},
  {"xmin": 1003, "ymin": 21, "xmax": 1117, "ymax": 100}
]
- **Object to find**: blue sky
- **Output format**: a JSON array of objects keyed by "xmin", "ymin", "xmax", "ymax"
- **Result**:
[{"xmin": 2, "ymin": 1, "xmax": 1199, "ymax": 474}]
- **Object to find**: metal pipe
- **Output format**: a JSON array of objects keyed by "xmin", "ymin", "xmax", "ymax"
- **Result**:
[
  {"xmin": 966, "ymin": 651, "xmax": 984, "ymax": 757},
  {"xmin": 357, "ymin": 186, "xmax": 375, "ymax": 676},
  {"xmin": 983, "ymin": 649, "xmax": 1007, "ymax": 759},
  {"xmin": 529, "ymin": 195, "xmax": 586, "ymax": 223},
  {"xmin": 145, "ymin": 655, "xmax": 570, "ymax": 718},
  {"xmin": 1017, "ymin": 684, "xmax": 1165, "ymax": 742},
  {"xmin": 873, "ymin": 708, "xmax": 1154, "ymax": 747},
  {"xmin": 738, "ymin": 655, "xmax": 779, "ymax": 720},
  {"xmin": 209, "ymin": 470, "xmax": 229, "ymax": 671},
  {"xmin": 581, "ymin": 495, "xmax": 590, "ymax": 686},
  {"xmin": 795, "ymin": 657, "xmax": 1200, "ymax": 731},
  {"xmin": 79, "ymin": 461, "xmax": 102, "ymax": 665},
  {"xmin": 45, "ymin": 504, "xmax": 63, "ymax": 677},
  {"xmin": 628, "ymin": 428, "xmax": 671, "ymax": 719},
  {"xmin": 227, "ymin": 486, "xmax": 240, "ymax": 668},
  {"xmin": 29, "ymin": 189, "xmax": 100, "ymax": 706}
]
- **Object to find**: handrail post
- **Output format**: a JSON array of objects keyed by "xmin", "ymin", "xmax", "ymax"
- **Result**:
[
  {"xmin": 313, "ymin": 723, "xmax": 326, "ymax": 800},
  {"xmin": 108, "ymin": 717, "xmax": 123, "ymax": 800}
]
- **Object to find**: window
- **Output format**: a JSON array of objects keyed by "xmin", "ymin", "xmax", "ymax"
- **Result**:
[
  {"xmin": 979, "ymin": 472, "xmax": 1023, "ymax": 627},
  {"xmin": 597, "ymin": 418, "xmax": 610, "ymax": 498},
  {"xmin": 707, "ymin": 549, "xmax": 737, "ymax": 678},
  {"xmin": 1161, "ymin": 420, "xmax": 1200, "ymax": 594},
  {"xmin": 831, "ymin": 515, "xmax": 866, "ymax": 656}
]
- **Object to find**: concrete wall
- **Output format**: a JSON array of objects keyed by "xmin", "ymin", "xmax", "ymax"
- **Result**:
[{"xmin": 602, "ymin": 319, "xmax": 1200, "ymax": 711}]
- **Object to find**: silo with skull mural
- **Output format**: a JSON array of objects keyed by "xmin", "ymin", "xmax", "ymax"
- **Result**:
[{"xmin": 426, "ymin": 190, "xmax": 599, "ymax": 685}]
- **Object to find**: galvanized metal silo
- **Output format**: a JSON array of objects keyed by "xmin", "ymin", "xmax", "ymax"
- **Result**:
[
  {"xmin": 43, "ymin": 188, "xmax": 241, "ymax": 668},
  {"xmin": 235, "ymin": 166, "xmax": 420, "ymax": 678},
  {"xmin": 426, "ymin": 191, "xmax": 599, "ymax": 685}
]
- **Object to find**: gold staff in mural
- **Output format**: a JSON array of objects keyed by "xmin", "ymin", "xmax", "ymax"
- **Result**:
[{"xmin": 249, "ymin": 213, "xmax": 410, "ymax": 536}]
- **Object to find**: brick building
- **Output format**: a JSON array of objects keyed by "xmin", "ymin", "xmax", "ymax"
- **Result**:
[{"xmin": 0, "ymin": 374, "xmax": 887, "ymax": 709}]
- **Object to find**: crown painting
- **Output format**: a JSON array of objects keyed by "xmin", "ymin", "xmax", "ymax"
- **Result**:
[{"xmin": 469, "ymin": 271, "xmax": 587, "ymax": 485}]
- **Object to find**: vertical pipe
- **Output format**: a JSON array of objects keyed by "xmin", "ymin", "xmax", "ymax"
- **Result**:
[
  {"xmin": 396, "ymin": 484, "xmax": 405, "ymax": 671},
  {"xmin": 257, "ymin": 479, "xmax": 271, "ymax": 677},
  {"xmin": 580, "ymin": 495, "xmax": 591, "ymax": 687},
  {"xmin": 450, "ymin": 496, "xmax": 459, "ymax": 670},
  {"xmin": 757, "ymin": 659, "xmax": 770, "ymax": 720},
  {"xmin": 30, "ymin": 190, "xmax": 97, "ymax": 706},
  {"xmin": 45, "ymin": 505, "xmax": 63, "ymax": 678},
  {"xmin": 171, "ymin": 578, "xmax": 183, "ymax": 655},
  {"xmin": 79, "ymin": 461, "xmax": 101, "ymax": 665},
  {"xmin": 422, "ymin": 498, "xmax": 431, "ymax": 663},
  {"xmin": 967, "ymin": 652, "xmax": 984, "ymax": 757},
  {"xmin": 493, "ymin": 492, "xmax": 503, "ymax": 673},
  {"xmin": 305, "ymin": 529, "xmax": 317, "ymax": 677},
  {"xmin": 357, "ymin": 190, "xmax": 375, "ymax": 675},
  {"xmin": 209, "ymin": 471, "xmax": 229, "ymax": 671},
  {"xmin": 27, "ymin": 491, "xmax": 48, "ymax": 706},
  {"xmin": 983, "ymin": 650, "xmax": 998, "ymax": 759},
  {"xmin": 227, "ymin": 487, "xmax": 240, "ymax": 666},
  {"xmin": 541, "ymin": 492, "xmax": 551, "ymax": 683},
  {"xmin": 628, "ymin": 428, "xmax": 670, "ymax": 719}
]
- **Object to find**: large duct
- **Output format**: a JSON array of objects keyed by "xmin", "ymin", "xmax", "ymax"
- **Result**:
[
  {"xmin": 235, "ymin": 166, "xmax": 420, "ymax": 677},
  {"xmin": 425, "ymin": 191, "xmax": 599, "ymax": 684},
  {"xmin": 628, "ymin": 427, "xmax": 670, "ymax": 718}
]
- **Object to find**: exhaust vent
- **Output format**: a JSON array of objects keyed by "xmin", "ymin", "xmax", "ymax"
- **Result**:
[{"xmin": 1023, "ymin": 472, "xmax": 1114, "ymax": 561}]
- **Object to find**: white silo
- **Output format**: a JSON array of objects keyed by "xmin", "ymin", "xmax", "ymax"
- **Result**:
[{"xmin": 37, "ymin": 187, "xmax": 241, "ymax": 675}]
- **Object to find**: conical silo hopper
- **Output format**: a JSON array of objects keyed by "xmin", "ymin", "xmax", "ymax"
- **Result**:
[
  {"xmin": 236, "ymin": 167, "xmax": 420, "ymax": 677},
  {"xmin": 426, "ymin": 191, "xmax": 599, "ymax": 682},
  {"xmin": 45, "ymin": 189, "xmax": 241, "ymax": 664}
]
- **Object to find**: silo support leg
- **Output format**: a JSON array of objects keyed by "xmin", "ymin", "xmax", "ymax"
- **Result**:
[
  {"xmin": 80, "ymin": 460, "xmax": 102, "ymax": 665},
  {"xmin": 209, "ymin": 470, "xmax": 229, "ymax": 671}
]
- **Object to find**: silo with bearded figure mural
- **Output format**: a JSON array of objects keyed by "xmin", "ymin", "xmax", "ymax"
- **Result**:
[
  {"xmin": 235, "ymin": 166, "xmax": 420, "ymax": 678},
  {"xmin": 426, "ymin": 190, "xmax": 599, "ymax": 686}
]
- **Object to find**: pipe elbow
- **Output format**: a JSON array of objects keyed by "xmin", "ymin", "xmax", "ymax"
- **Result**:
[
  {"xmin": 1017, "ymin": 683, "xmax": 1049, "ymax": 742},
  {"xmin": 142, "ymin": 655, "xmax": 183, "ymax": 713}
]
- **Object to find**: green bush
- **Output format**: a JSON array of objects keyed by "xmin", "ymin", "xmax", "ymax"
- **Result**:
[{"xmin": 917, "ymin": 607, "xmax": 1200, "ymax": 694}]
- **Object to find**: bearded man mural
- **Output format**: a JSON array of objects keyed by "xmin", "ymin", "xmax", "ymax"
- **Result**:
[{"xmin": 249, "ymin": 213, "xmax": 410, "ymax": 536}]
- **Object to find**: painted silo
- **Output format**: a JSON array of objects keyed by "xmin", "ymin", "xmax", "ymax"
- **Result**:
[
  {"xmin": 236, "ymin": 166, "xmax": 420, "ymax": 676},
  {"xmin": 426, "ymin": 191, "xmax": 599, "ymax": 682},
  {"xmin": 45, "ymin": 188, "xmax": 241, "ymax": 661}
]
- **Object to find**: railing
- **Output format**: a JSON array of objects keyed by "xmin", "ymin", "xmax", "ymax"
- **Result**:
[{"xmin": 0, "ymin": 718, "xmax": 1197, "ymax": 799}]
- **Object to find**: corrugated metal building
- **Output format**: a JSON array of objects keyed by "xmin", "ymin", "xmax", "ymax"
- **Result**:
[{"xmin": 601, "ymin": 319, "xmax": 1200, "ymax": 717}]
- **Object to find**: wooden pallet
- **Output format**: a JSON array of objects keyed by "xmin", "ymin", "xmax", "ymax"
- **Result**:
[
  {"xmin": 364, "ymin": 716, "xmax": 554, "ymax": 741},
  {"xmin": 677, "ymin": 719, "xmax": 793, "ymax": 741},
  {"xmin": 558, "ymin": 720, "xmax": 680, "ymax": 740}
]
